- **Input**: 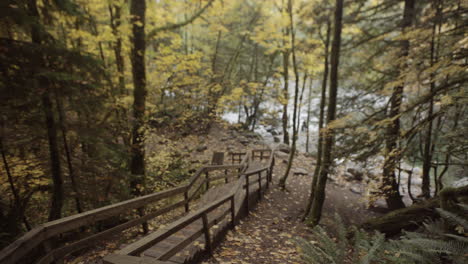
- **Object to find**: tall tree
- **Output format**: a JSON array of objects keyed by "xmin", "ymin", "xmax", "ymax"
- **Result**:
[
  {"xmin": 304, "ymin": 17, "xmax": 331, "ymax": 219},
  {"xmin": 381, "ymin": 0, "xmax": 415, "ymax": 210},
  {"xmin": 27, "ymin": 0, "xmax": 64, "ymax": 221},
  {"xmin": 279, "ymin": 0, "xmax": 300, "ymax": 190},
  {"xmin": 129, "ymin": 0, "xmax": 147, "ymax": 195},
  {"xmin": 307, "ymin": 0, "xmax": 343, "ymax": 226}
]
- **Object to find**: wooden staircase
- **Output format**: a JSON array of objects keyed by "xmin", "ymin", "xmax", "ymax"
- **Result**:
[{"xmin": 0, "ymin": 148, "xmax": 274, "ymax": 264}]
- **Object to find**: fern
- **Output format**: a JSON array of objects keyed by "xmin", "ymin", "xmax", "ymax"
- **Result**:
[
  {"xmin": 295, "ymin": 214, "xmax": 390, "ymax": 264},
  {"xmin": 295, "ymin": 204, "xmax": 468, "ymax": 264}
]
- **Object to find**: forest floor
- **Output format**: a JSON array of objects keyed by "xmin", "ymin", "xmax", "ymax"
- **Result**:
[{"xmin": 202, "ymin": 148, "xmax": 383, "ymax": 264}]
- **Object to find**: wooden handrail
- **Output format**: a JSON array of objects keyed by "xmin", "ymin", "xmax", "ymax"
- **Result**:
[
  {"xmin": 1, "ymin": 147, "xmax": 274, "ymax": 264},
  {"xmin": 118, "ymin": 193, "xmax": 234, "ymax": 256},
  {"xmin": 0, "ymin": 186, "xmax": 187, "ymax": 264}
]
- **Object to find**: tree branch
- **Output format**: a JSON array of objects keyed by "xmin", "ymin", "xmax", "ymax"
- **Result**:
[{"xmin": 146, "ymin": 0, "xmax": 215, "ymax": 41}]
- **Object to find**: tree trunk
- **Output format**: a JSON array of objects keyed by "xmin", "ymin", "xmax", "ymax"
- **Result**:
[
  {"xmin": 305, "ymin": 79, "xmax": 313, "ymax": 153},
  {"xmin": 281, "ymin": 0, "xmax": 291, "ymax": 145},
  {"xmin": 307, "ymin": 0, "xmax": 343, "ymax": 226},
  {"xmin": 304, "ymin": 19, "xmax": 331, "ymax": 219},
  {"xmin": 381, "ymin": 0, "xmax": 415, "ymax": 210},
  {"xmin": 279, "ymin": 0, "xmax": 299, "ymax": 190},
  {"xmin": 422, "ymin": 0, "xmax": 442, "ymax": 199},
  {"xmin": 130, "ymin": 0, "xmax": 148, "ymax": 233},
  {"xmin": 281, "ymin": 51, "xmax": 290, "ymax": 145},
  {"xmin": 27, "ymin": 0, "xmax": 64, "ymax": 221},
  {"xmin": 109, "ymin": 4, "xmax": 125, "ymax": 95},
  {"xmin": 130, "ymin": 0, "xmax": 147, "ymax": 193},
  {"xmin": 54, "ymin": 90, "xmax": 83, "ymax": 213}
]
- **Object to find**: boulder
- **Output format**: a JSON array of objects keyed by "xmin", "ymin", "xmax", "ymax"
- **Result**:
[
  {"xmin": 275, "ymin": 152, "xmax": 289, "ymax": 159},
  {"xmin": 273, "ymin": 136, "xmax": 281, "ymax": 143},
  {"xmin": 293, "ymin": 168, "xmax": 309, "ymax": 176}
]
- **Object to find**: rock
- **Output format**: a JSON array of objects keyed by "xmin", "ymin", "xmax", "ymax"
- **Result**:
[
  {"xmin": 346, "ymin": 168, "xmax": 364, "ymax": 181},
  {"xmin": 245, "ymin": 132, "xmax": 261, "ymax": 139},
  {"xmin": 226, "ymin": 145, "xmax": 235, "ymax": 151},
  {"xmin": 350, "ymin": 184, "xmax": 362, "ymax": 194},
  {"xmin": 452, "ymin": 177, "xmax": 468, "ymax": 188},
  {"xmin": 270, "ymin": 130, "xmax": 279, "ymax": 136},
  {"xmin": 278, "ymin": 143, "xmax": 290, "ymax": 154},
  {"xmin": 344, "ymin": 172, "xmax": 355, "ymax": 181},
  {"xmin": 275, "ymin": 152, "xmax": 289, "ymax": 159},
  {"xmin": 273, "ymin": 137, "xmax": 281, "ymax": 143},
  {"xmin": 293, "ymin": 168, "xmax": 309, "ymax": 176},
  {"xmin": 196, "ymin": 145, "xmax": 208, "ymax": 152},
  {"xmin": 239, "ymin": 139, "xmax": 250, "ymax": 146}
]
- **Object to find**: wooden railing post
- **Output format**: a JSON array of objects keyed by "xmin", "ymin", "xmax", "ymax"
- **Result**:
[
  {"xmin": 184, "ymin": 191, "xmax": 189, "ymax": 212},
  {"xmin": 266, "ymin": 169, "xmax": 270, "ymax": 189},
  {"xmin": 201, "ymin": 213, "xmax": 212, "ymax": 255},
  {"xmin": 245, "ymin": 175, "xmax": 250, "ymax": 213},
  {"xmin": 230, "ymin": 196, "xmax": 236, "ymax": 228},
  {"xmin": 258, "ymin": 171, "xmax": 262, "ymax": 200},
  {"xmin": 225, "ymin": 169, "xmax": 228, "ymax": 183},
  {"xmin": 205, "ymin": 171, "xmax": 209, "ymax": 190}
]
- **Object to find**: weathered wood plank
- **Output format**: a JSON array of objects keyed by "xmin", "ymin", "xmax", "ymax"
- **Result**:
[
  {"xmin": 118, "ymin": 194, "xmax": 233, "ymax": 256},
  {"xmin": 103, "ymin": 254, "xmax": 171, "ymax": 264},
  {"xmin": 203, "ymin": 164, "xmax": 243, "ymax": 172}
]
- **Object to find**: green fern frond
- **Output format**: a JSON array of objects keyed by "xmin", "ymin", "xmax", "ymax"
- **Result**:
[
  {"xmin": 334, "ymin": 213, "xmax": 349, "ymax": 261},
  {"xmin": 360, "ymin": 231, "xmax": 385, "ymax": 264}
]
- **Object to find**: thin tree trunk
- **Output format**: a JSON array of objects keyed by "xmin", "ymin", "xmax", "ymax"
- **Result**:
[
  {"xmin": 54, "ymin": 90, "xmax": 83, "ymax": 213},
  {"xmin": 304, "ymin": 19, "xmax": 331, "ymax": 220},
  {"xmin": 130, "ymin": 0, "xmax": 148, "ymax": 233},
  {"xmin": 279, "ymin": 0, "xmax": 299, "ymax": 189},
  {"xmin": 305, "ymin": 78, "xmax": 313, "ymax": 153},
  {"xmin": 281, "ymin": 0, "xmax": 291, "ymax": 145},
  {"xmin": 0, "ymin": 136, "xmax": 20, "ymax": 208},
  {"xmin": 307, "ymin": 0, "xmax": 343, "ymax": 226},
  {"xmin": 295, "ymin": 73, "xmax": 308, "ymax": 133},
  {"xmin": 381, "ymin": 0, "xmax": 415, "ymax": 210},
  {"xmin": 109, "ymin": 4, "xmax": 125, "ymax": 95},
  {"xmin": 422, "ymin": 0, "xmax": 442, "ymax": 199}
]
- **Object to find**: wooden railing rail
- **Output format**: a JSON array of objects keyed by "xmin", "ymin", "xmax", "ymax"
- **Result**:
[
  {"xmin": 0, "ymin": 185, "xmax": 187, "ymax": 264},
  {"xmin": 0, "ymin": 148, "xmax": 271, "ymax": 264}
]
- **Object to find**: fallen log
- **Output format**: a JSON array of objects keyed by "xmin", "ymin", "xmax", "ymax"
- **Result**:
[{"xmin": 362, "ymin": 185, "xmax": 468, "ymax": 236}]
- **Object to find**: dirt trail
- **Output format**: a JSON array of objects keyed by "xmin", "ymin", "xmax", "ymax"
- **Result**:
[{"xmin": 203, "ymin": 152, "xmax": 382, "ymax": 264}]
